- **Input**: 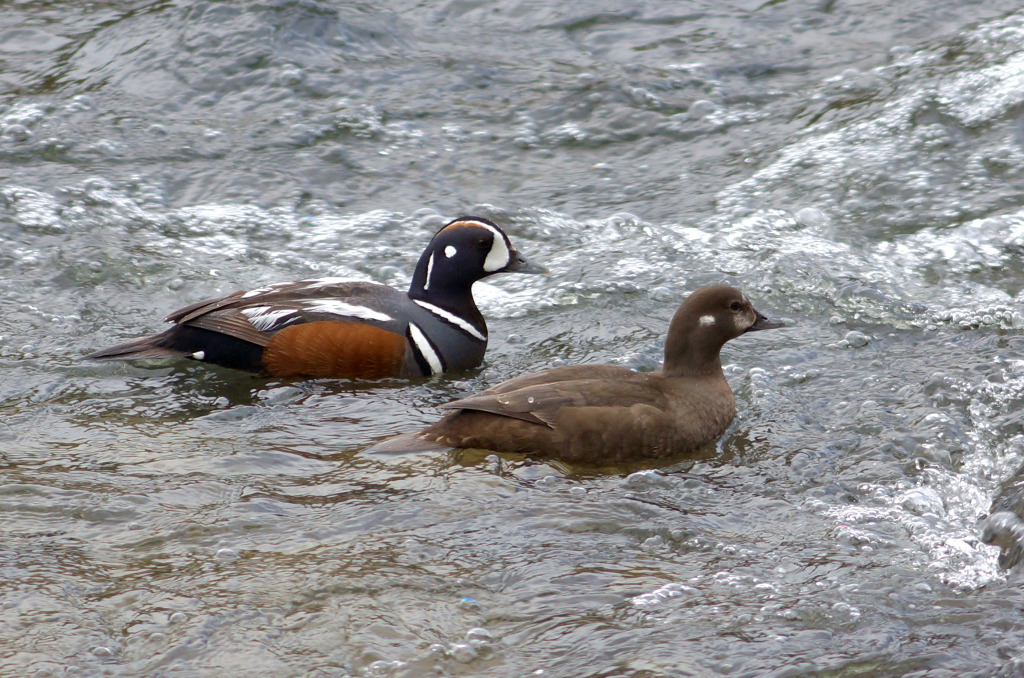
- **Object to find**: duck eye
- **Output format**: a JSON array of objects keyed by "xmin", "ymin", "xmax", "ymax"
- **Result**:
[{"xmin": 730, "ymin": 301, "xmax": 742, "ymax": 311}]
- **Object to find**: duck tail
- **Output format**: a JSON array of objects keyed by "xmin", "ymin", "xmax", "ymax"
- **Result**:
[
  {"xmin": 363, "ymin": 432, "xmax": 451, "ymax": 455},
  {"xmin": 86, "ymin": 334, "xmax": 189, "ymax": 361}
]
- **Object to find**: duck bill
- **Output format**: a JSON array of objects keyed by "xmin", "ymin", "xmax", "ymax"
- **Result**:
[
  {"xmin": 746, "ymin": 310, "xmax": 784, "ymax": 332},
  {"xmin": 503, "ymin": 249, "xmax": 547, "ymax": 274}
]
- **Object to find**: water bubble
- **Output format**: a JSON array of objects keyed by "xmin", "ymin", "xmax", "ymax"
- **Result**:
[
  {"xmin": 642, "ymin": 535, "xmax": 666, "ymax": 551},
  {"xmin": 466, "ymin": 627, "xmax": 493, "ymax": 643},
  {"xmin": 4, "ymin": 124, "xmax": 31, "ymax": 142},
  {"xmin": 450, "ymin": 642, "xmax": 477, "ymax": 663},
  {"xmin": 649, "ymin": 285, "xmax": 675, "ymax": 302},
  {"xmin": 625, "ymin": 469, "xmax": 668, "ymax": 488},
  {"xmin": 536, "ymin": 475, "xmax": 559, "ymax": 488},
  {"xmin": 844, "ymin": 331, "xmax": 870, "ymax": 347},
  {"xmin": 92, "ymin": 646, "xmax": 114, "ymax": 657},
  {"xmin": 277, "ymin": 66, "xmax": 306, "ymax": 87},
  {"xmin": 795, "ymin": 207, "xmax": 829, "ymax": 229},
  {"xmin": 632, "ymin": 582, "xmax": 701, "ymax": 608},
  {"xmin": 168, "ymin": 612, "xmax": 188, "ymax": 624},
  {"xmin": 367, "ymin": 659, "xmax": 407, "ymax": 675},
  {"xmin": 689, "ymin": 100, "xmax": 719, "ymax": 118}
]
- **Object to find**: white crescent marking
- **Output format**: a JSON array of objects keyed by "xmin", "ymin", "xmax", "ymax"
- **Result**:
[
  {"xmin": 471, "ymin": 220, "xmax": 511, "ymax": 273},
  {"xmin": 424, "ymin": 253, "xmax": 435, "ymax": 291},
  {"xmin": 408, "ymin": 322, "xmax": 443, "ymax": 375}
]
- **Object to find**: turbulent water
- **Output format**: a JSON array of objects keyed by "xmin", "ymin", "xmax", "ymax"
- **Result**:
[{"xmin": 5, "ymin": 1, "xmax": 1024, "ymax": 676}]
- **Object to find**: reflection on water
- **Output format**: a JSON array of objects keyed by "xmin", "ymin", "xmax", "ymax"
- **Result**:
[{"xmin": 4, "ymin": 1, "xmax": 1024, "ymax": 676}]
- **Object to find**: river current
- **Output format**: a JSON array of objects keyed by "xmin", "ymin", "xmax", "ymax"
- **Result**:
[{"xmin": 3, "ymin": 2, "xmax": 1024, "ymax": 676}]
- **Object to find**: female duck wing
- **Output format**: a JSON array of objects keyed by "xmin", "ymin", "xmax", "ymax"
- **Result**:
[
  {"xmin": 440, "ymin": 377, "xmax": 668, "ymax": 429},
  {"xmin": 476, "ymin": 364, "xmax": 637, "ymax": 396}
]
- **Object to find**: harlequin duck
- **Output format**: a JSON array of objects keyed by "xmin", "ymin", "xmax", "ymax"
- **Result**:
[
  {"xmin": 88, "ymin": 216, "xmax": 546, "ymax": 379},
  {"xmin": 371, "ymin": 285, "xmax": 782, "ymax": 462}
]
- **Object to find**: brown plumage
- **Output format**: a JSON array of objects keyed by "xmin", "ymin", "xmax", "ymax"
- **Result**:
[
  {"xmin": 262, "ymin": 322, "xmax": 408, "ymax": 379},
  {"xmin": 371, "ymin": 285, "xmax": 783, "ymax": 462}
]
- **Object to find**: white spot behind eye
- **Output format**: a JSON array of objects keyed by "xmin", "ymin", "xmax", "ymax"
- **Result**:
[
  {"xmin": 444, "ymin": 245, "xmax": 457, "ymax": 258},
  {"xmin": 699, "ymin": 314, "xmax": 715, "ymax": 327},
  {"xmin": 191, "ymin": 351, "xmax": 205, "ymax": 360}
]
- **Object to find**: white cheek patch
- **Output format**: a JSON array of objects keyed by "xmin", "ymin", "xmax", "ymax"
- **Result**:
[
  {"xmin": 191, "ymin": 351, "xmax": 205, "ymax": 360},
  {"xmin": 471, "ymin": 220, "xmax": 511, "ymax": 273},
  {"xmin": 483, "ymin": 236, "xmax": 510, "ymax": 272},
  {"xmin": 303, "ymin": 300, "xmax": 393, "ymax": 322},
  {"xmin": 241, "ymin": 306, "xmax": 298, "ymax": 331},
  {"xmin": 699, "ymin": 314, "xmax": 716, "ymax": 327},
  {"xmin": 444, "ymin": 245, "xmax": 457, "ymax": 258}
]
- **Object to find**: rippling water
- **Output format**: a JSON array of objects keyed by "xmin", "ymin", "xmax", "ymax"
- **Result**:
[{"xmin": 5, "ymin": 1, "xmax": 1024, "ymax": 676}]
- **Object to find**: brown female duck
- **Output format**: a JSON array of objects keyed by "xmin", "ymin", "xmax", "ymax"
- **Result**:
[{"xmin": 373, "ymin": 285, "xmax": 783, "ymax": 462}]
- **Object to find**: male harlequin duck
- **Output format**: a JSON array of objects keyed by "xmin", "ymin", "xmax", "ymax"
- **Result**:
[
  {"xmin": 371, "ymin": 286, "xmax": 783, "ymax": 462},
  {"xmin": 88, "ymin": 216, "xmax": 546, "ymax": 379}
]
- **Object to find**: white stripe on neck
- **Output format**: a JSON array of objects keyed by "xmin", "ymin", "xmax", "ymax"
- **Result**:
[{"xmin": 413, "ymin": 300, "xmax": 486, "ymax": 341}]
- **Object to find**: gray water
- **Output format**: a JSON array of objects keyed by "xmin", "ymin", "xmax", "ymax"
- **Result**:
[{"xmin": 4, "ymin": 1, "xmax": 1024, "ymax": 676}]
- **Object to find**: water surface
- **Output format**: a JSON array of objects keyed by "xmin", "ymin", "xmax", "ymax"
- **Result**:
[{"xmin": 4, "ymin": 1, "xmax": 1024, "ymax": 676}]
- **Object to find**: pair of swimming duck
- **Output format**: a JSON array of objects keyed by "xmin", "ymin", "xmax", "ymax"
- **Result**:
[{"xmin": 89, "ymin": 216, "xmax": 782, "ymax": 461}]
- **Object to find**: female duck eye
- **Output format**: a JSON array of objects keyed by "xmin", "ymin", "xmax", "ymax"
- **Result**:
[{"xmin": 730, "ymin": 301, "xmax": 741, "ymax": 311}]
